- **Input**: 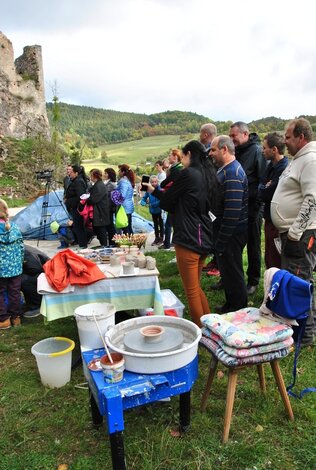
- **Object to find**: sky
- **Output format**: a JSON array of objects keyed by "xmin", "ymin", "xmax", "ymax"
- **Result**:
[{"xmin": 2, "ymin": 0, "xmax": 316, "ymax": 122}]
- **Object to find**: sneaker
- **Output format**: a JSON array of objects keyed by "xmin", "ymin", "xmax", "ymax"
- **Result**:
[
  {"xmin": 158, "ymin": 245, "xmax": 171, "ymax": 251},
  {"xmin": 247, "ymin": 285, "xmax": 257, "ymax": 295},
  {"xmin": 0, "ymin": 318, "xmax": 11, "ymax": 329},
  {"xmin": 11, "ymin": 317, "xmax": 21, "ymax": 327},
  {"xmin": 151, "ymin": 238, "xmax": 160, "ymax": 246},
  {"xmin": 57, "ymin": 244, "xmax": 68, "ymax": 250},
  {"xmin": 23, "ymin": 308, "xmax": 41, "ymax": 318},
  {"xmin": 206, "ymin": 268, "xmax": 220, "ymax": 276}
]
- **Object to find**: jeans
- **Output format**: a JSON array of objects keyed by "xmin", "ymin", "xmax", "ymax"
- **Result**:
[{"xmin": 164, "ymin": 213, "xmax": 172, "ymax": 248}]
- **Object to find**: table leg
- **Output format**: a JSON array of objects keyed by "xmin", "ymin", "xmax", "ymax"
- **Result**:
[
  {"xmin": 110, "ymin": 431, "xmax": 126, "ymax": 470},
  {"xmin": 179, "ymin": 391, "xmax": 191, "ymax": 432},
  {"xmin": 89, "ymin": 388, "xmax": 103, "ymax": 429}
]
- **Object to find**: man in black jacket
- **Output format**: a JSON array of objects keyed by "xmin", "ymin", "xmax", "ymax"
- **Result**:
[
  {"xmin": 159, "ymin": 149, "xmax": 183, "ymax": 250},
  {"xmin": 258, "ymin": 132, "xmax": 288, "ymax": 269},
  {"xmin": 21, "ymin": 245, "xmax": 50, "ymax": 318},
  {"xmin": 229, "ymin": 122, "xmax": 267, "ymax": 295}
]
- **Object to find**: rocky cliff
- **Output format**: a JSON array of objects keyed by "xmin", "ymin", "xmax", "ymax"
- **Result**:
[{"xmin": 0, "ymin": 31, "xmax": 50, "ymax": 139}]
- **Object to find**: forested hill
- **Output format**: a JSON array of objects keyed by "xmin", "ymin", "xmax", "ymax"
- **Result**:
[
  {"xmin": 46, "ymin": 102, "xmax": 316, "ymax": 147},
  {"xmin": 46, "ymin": 103, "xmax": 211, "ymax": 146}
]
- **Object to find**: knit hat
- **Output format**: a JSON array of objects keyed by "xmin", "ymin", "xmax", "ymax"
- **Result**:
[{"xmin": 50, "ymin": 221, "xmax": 60, "ymax": 234}]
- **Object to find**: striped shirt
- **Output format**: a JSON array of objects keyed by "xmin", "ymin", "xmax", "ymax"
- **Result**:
[{"xmin": 215, "ymin": 160, "xmax": 248, "ymax": 253}]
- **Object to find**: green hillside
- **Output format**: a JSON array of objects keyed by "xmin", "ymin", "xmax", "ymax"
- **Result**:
[{"xmin": 46, "ymin": 103, "xmax": 211, "ymax": 146}]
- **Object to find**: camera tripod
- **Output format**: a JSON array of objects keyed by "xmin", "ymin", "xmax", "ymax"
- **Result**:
[{"xmin": 37, "ymin": 179, "xmax": 69, "ymax": 246}]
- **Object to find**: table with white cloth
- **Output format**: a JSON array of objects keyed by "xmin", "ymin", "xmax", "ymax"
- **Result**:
[{"xmin": 39, "ymin": 266, "xmax": 164, "ymax": 321}]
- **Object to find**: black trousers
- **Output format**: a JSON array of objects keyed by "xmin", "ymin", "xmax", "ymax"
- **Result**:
[
  {"xmin": 71, "ymin": 208, "xmax": 88, "ymax": 248},
  {"xmin": 217, "ymin": 231, "xmax": 248, "ymax": 310},
  {"xmin": 280, "ymin": 229, "xmax": 316, "ymax": 344},
  {"xmin": 21, "ymin": 273, "xmax": 42, "ymax": 310},
  {"xmin": 246, "ymin": 207, "xmax": 263, "ymax": 286},
  {"xmin": 152, "ymin": 213, "xmax": 164, "ymax": 240},
  {"xmin": 0, "ymin": 275, "xmax": 22, "ymax": 321}
]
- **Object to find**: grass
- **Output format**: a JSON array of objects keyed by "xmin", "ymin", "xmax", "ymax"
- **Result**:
[
  {"xmin": 83, "ymin": 135, "xmax": 185, "ymax": 172},
  {"xmin": 0, "ymin": 251, "xmax": 315, "ymax": 470}
]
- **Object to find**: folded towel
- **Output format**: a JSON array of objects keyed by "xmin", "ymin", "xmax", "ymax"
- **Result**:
[{"xmin": 37, "ymin": 272, "xmax": 75, "ymax": 294}]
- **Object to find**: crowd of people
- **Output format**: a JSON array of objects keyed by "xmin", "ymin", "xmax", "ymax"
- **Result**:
[
  {"xmin": 1, "ymin": 117, "xmax": 315, "ymax": 347},
  {"xmin": 144, "ymin": 117, "xmax": 316, "ymax": 346}
]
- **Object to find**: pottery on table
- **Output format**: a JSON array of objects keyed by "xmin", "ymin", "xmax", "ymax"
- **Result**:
[
  {"xmin": 146, "ymin": 256, "xmax": 156, "ymax": 270},
  {"xmin": 110, "ymin": 255, "xmax": 121, "ymax": 267},
  {"xmin": 138, "ymin": 255, "xmax": 147, "ymax": 269},
  {"xmin": 122, "ymin": 261, "xmax": 135, "ymax": 275}
]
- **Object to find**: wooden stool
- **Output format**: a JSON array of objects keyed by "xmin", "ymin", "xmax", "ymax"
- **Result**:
[{"xmin": 200, "ymin": 354, "xmax": 294, "ymax": 443}]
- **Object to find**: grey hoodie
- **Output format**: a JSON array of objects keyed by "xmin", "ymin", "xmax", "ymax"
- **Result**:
[{"xmin": 271, "ymin": 141, "xmax": 316, "ymax": 240}]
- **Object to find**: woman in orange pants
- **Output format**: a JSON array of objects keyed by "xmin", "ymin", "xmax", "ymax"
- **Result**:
[{"xmin": 144, "ymin": 140, "xmax": 218, "ymax": 326}]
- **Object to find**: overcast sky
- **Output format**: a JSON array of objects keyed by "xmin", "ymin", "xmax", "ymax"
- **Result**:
[{"xmin": 2, "ymin": 0, "xmax": 316, "ymax": 122}]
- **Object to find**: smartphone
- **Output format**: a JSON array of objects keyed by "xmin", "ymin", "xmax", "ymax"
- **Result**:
[{"xmin": 141, "ymin": 175, "xmax": 150, "ymax": 191}]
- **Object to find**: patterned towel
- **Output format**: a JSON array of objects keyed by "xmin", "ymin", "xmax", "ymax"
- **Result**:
[
  {"xmin": 201, "ymin": 327, "xmax": 293, "ymax": 357},
  {"xmin": 201, "ymin": 307, "xmax": 293, "ymax": 349},
  {"xmin": 200, "ymin": 335, "xmax": 291, "ymax": 367}
]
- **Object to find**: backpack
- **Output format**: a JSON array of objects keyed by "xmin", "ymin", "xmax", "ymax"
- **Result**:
[{"xmin": 267, "ymin": 269, "xmax": 315, "ymax": 398}]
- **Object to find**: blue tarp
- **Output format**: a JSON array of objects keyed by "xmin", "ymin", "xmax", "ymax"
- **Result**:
[{"xmin": 12, "ymin": 190, "xmax": 154, "ymax": 240}]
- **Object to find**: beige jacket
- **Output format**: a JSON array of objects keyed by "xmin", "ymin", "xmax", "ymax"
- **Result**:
[{"xmin": 271, "ymin": 141, "xmax": 316, "ymax": 240}]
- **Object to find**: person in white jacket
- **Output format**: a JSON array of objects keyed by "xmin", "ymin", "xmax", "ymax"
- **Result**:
[{"xmin": 271, "ymin": 118, "xmax": 316, "ymax": 346}]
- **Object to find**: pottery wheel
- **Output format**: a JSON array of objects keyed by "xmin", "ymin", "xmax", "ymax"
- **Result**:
[{"xmin": 123, "ymin": 326, "xmax": 184, "ymax": 353}]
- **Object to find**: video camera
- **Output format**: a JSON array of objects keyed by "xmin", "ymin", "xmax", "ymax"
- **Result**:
[{"xmin": 35, "ymin": 170, "xmax": 53, "ymax": 181}]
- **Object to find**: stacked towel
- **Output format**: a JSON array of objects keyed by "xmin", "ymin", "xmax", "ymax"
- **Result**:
[{"xmin": 200, "ymin": 307, "xmax": 293, "ymax": 367}]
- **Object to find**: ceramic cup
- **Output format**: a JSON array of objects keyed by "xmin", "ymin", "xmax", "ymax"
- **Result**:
[
  {"xmin": 146, "ymin": 256, "xmax": 156, "ymax": 270},
  {"xmin": 122, "ymin": 261, "xmax": 135, "ymax": 275},
  {"xmin": 138, "ymin": 255, "xmax": 147, "ymax": 269},
  {"xmin": 110, "ymin": 255, "xmax": 121, "ymax": 267},
  {"xmin": 100, "ymin": 353, "xmax": 125, "ymax": 383},
  {"xmin": 132, "ymin": 255, "xmax": 139, "ymax": 267}
]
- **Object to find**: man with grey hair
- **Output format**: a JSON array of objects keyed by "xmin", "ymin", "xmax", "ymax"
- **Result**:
[
  {"xmin": 200, "ymin": 123, "xmax": 217, "ymax": 152},
  {"xmin": 229, "ymin": 121, "xmax": 266, "ymax": 295},
  {"xmin": 271, "ymin": 118, "xmax": 316, "ymax": 345},
  {"xmin": 210, "ymin": 135, "xmax": 248, "ymax": 313}
]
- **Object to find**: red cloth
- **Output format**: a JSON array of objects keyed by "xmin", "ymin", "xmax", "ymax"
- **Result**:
[{"xmin": 43, "ymin": 249, "xmax": 106, "ymax": 292}]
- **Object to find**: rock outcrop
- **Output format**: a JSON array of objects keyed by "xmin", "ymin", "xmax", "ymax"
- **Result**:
[{"xmin": 0, "ymin": 31, "xmax": 50, "ymax": 139}]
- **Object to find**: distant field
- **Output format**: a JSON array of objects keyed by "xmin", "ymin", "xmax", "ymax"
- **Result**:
[{"xmin": 83, "ymin": 135, "xmax": 186, "ymax": 171}]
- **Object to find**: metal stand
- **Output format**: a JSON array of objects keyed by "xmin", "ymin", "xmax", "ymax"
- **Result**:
[
  {"xmin": 37, "ymin": 179, "xmax": 68, "ymax": 246},
  {"xmin": 83, "ymin": 350, "xmax": 198, "ymax": 470}
]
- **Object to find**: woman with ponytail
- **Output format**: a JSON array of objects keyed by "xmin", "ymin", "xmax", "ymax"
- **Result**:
[
  {"xmin": 0, "ymin": 199, "xmax": 24, "ymax": 329},
  {"xmin": 117, "ymin": 164, "xmax": 135, "ymax": 234},
  {"xmin": 144, "ymin": 140, "xmax": 219, "ymax": 326}
]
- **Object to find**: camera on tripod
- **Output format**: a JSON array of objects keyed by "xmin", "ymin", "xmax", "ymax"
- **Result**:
[{"xmin": 35, "ymin": 169, "xmax": 53, "ymax": 182}]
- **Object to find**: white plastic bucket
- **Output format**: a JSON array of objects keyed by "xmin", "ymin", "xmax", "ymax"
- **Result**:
[
  {"xmin": 74, "ymin": 302, "xmax": 116, "ymax": 351},
  {"xmin": 31, "ymin": 337, "xmax": 75, "ymax": 388}
]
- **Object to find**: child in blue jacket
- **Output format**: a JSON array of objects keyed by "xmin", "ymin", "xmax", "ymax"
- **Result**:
[
  {"xmin": 140, "ymin": 176, "xmax": 164, "ymax": 245},
  {"xmin": 0, "ymin": 199, "xmax": 24, "ymax": 329}
]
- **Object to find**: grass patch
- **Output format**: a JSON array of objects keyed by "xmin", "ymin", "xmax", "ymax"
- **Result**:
[{"xmin": 0, "ymin": 252, "xmax": 315, "ymax": 469}]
